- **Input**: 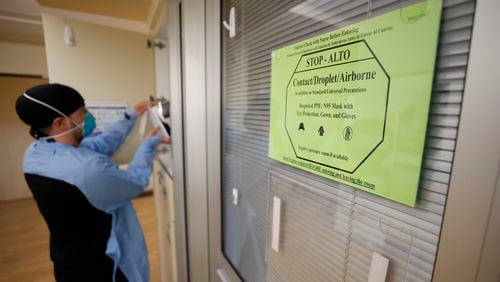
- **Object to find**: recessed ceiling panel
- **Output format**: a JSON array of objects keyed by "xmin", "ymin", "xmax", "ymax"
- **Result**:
[{"xmin": 0, "ymin": 18, "xmax": 44, "ymax": 45}]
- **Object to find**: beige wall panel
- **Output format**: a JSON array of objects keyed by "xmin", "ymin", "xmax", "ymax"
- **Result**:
[{"xmin": 0, "ymin": 76, "xmax": 48, "ymax": 200}]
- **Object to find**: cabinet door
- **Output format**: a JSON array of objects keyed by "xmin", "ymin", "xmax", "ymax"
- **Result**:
[
  {"xmin": 165, "ymin": 175, "xmax": 178, "ymax": 282},
  {"xmin": 153, "ymin": 161, "xmax": 171, "ymax": 282}
]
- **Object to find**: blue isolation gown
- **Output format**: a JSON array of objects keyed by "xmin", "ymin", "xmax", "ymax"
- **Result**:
[{"xmin": 23, "ymin": 108, "xmax": 161, "ymax": 282}]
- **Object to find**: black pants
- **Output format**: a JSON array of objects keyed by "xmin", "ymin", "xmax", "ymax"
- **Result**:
[
  {"xmin": 25, "ymin": 174, "xmax": 130, "ymax": 282},
  {"xmin": 53, "ymin": 257, "xmax": 128, "ymax": 282},
  {"xmin": 116, "ymin": 268, "xmax": 128, "ymax": 282}
]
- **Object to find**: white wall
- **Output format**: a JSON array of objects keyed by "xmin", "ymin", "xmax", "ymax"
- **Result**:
[
  {"xmin": 0, "ymin": 41, "xmax": 48, "ymax": 77},
  {"xmin": 42, "ymin": 13, "xmax": 156, "ymax": 163}
]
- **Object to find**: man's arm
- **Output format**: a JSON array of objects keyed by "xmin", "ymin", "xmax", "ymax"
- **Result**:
[
  {"xmin": 81, "ymin": 134, "xmax": 162, "ymax": 212},
  {"xmin": 80, "ymin": 108, "xmax": 137, "ymax": 157}
]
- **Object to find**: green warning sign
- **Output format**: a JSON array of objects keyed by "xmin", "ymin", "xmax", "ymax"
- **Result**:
[{"xmin": 268, "ymin": 0, "xmax": 442, "ymax": 206}]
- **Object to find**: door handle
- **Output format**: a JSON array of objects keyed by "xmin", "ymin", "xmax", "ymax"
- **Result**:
[
  {"xmin": 222, "ymin": 7, "xmax": 236, "ymax": 38},
  {"xmin": 272, "ymin": 196, "xmax": 281, "ymax": 252}
]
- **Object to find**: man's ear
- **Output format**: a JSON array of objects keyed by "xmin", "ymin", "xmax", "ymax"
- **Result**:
[{"xmin": 51, "ymin": 116, "xmax": 68, "ymax": 130}]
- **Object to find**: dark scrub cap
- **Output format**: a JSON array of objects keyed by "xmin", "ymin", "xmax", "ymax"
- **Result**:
[{"xmin": 15, "ymin": 83, "xmax": 85, "ymax": 139}]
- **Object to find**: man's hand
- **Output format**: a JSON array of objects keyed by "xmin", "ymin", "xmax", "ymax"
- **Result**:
[
  {"xmin": 148, "ymin": 127, "xmax": 171, "ymax": 144},
  {"xmin": 134, "ymin": 101, "xmax": 155, "ymax": 117}
]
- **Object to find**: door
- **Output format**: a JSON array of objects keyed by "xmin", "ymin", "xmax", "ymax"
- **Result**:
[{"xmin": 214, "ymin": 0, "xmax": 476, "ymax": 281}]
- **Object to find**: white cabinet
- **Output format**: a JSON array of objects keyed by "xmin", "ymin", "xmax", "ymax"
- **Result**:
[{"xmin": 153, "ymin": 160, "xmax": 177, "ymax": 282}]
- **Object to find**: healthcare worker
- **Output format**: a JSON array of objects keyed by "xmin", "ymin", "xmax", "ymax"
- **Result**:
[{"xmin": 15, "ymin": 83, "xmax": 168, "ymax": 282}]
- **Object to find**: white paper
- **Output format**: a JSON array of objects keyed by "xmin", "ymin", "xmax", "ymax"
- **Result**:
[{"xmin": 86, "ymin": 104, "xmax": 127, "ymax": 133}]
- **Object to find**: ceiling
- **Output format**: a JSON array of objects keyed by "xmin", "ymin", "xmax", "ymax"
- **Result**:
[
  {"xmin": 37, "ymin": 0, "xmax": 153, "ymax": 22},
  {"xmin": 0, "ymin": 0, "xmax": 157, "ymax": 46}
]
